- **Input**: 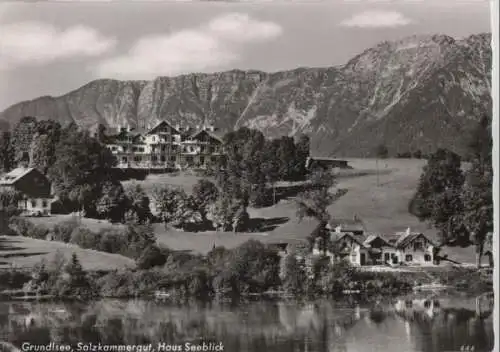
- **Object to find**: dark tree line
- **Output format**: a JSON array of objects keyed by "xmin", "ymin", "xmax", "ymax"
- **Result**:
[
  {"xmin": 0, "ymin": 117, "xmax": 120, "ymax": 217},
  {"xmin": 215, "ymin": 128, "xmax": 310, "ymax": 205},
  {"xmin": 409, "ymin": 116, "xmax": 493, "ymax": 268}
]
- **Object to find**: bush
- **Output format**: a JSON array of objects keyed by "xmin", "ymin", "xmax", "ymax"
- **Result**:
[
  {"xmin": 52, "ymin": 217, "xmax": 80, "ymax": 243},
  {"xmin": 8, "ymin": 216, "xmax": 33, "ymax": 236},
  {"xmin": 97, "ymin": 229, "xmax": 128, "ymax": 254},
  {"xmin": 136, "ymin": 245, "xmax": 167, "ymax": 270},
  {"xmin": 8, "ymin": 216, "xmax": 49, "ymax": 239},
  {"xmin": 70, "ymin": 227, "xmax": 102, "ymax": 249}
]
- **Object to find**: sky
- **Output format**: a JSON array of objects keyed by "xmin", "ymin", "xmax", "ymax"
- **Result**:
[{"xmin": 0, "ymin": 0, "xmax": 492, "ymax": 111}]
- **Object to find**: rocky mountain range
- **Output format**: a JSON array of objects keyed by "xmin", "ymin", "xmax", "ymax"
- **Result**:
[{"xmin": 0, "ymin": 33, "xmax": 492, "ymax": 157}]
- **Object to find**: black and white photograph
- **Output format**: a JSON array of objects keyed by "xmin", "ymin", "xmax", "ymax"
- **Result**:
[{"xmin": 0, "ymin": 1, "xmax": 497, "ymax": 351}]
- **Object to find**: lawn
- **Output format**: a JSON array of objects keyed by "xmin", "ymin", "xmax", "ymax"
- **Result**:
[
  {"xmin": 0, "ymin": 235, "xmax": 135, "ymax": 271},
  {"xmin": 13, "ymin": 158, "xmax": 478, "ymax": 264}
]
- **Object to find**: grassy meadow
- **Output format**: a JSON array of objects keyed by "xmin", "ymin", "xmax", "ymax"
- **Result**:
[
  {"xmin": 1, "ymin": 158, "xmax": 479, "ymax": 267},
  {"xmin": 0, "ymin": 235, "xmax": 135, "ymax": 270}
]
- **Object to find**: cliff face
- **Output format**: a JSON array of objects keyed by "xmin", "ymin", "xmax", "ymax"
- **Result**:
[{"xmin": 0, "ymin": 33, "xmax": 492, "ymax": 157}]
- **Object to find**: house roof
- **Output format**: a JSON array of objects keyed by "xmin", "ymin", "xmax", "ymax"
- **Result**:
[
  {"xmin": 0, "ymin": 168, "xmax": 37, "ymax": 185},
  {"xmin": 330, "ymin": 232, "xmax": 365, "ymax": 246},
  {"xmin": 146, "ymin": 120, "xmax": 181, "ymax": 135},
  {"xmin": 189, "ymin": 129, "xmax": 224, "ymax": 143},
  {"xmin": 392, "ymin": 231, "xmax": 436, "ymax": 249},
  {"xmin": 363, "ymin": 233, "xmax": 394, "ymax": 248},
  {"xmin": 109, "ymin": 130, "xmax": 145, "ymax": 144}
]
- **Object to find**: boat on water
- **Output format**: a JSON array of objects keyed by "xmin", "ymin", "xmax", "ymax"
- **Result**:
[
  {"xmin": 154, "ymin": 290, "xmax": 171, "ymax": 299},
  {"xmin": 413, "ymin": 282, "xmax": 451, "ymax": 292}
]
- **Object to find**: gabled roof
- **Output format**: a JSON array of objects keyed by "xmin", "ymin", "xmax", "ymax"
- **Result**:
[
  {"xmin": 109, "ymin": 130, "xmax": 145, "ymax": 144},
  {"xmin": 363, "ymin": 233, "xmax": 394, "ymax": 248},
  {"xmin": 146, "ymin": 120, "xmax": 181, "ymax": 135},
  {"xmin": 330, "ymin": 232, "xmax": 365, "ymax": 247},
  {"xmin": 0, "ymin": 168, "xmax": 38, "ymax": 185},
  {"xmin": 189, "ymin": 129, "xmax": 224, "ymax": 143},
  {"xmin": 393, "ymin": 231, "xmax": 436, "ymax": 249}
]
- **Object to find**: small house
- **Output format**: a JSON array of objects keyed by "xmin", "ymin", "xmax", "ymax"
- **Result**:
[
  {"xmin": 319, "ymin": 220, "xmax": 437, "ymax": 267},
  {"xmin": 0, "ymin": 168, "xmax": 54, "ymax": 216},
  {"xmin": 391, "ymin": 228, "xmax": 436, "ymax": 265}
]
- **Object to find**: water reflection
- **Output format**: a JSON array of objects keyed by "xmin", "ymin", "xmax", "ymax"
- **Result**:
[{"xmin": 0, "ymin": 295, "xmax": 494, "ymax": 352}]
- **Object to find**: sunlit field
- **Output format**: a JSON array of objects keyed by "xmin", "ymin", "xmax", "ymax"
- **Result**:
[{"xmin": 12, "ymin": 158, "xmax": 478, "ymax": 264}]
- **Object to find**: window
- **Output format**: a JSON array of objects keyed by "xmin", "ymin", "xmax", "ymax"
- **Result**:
[
  {"xmin": 42, "ymin": 200, "xmax": 48, "ymax": 208},
  {"xmin": 31, "ymin": 200, "xmax": 36, "ymax": 208},
  {"xmin": 160, "ymin": 156, "xmax": 166, "ymax": 162},
  {"xmin": 424, "ymin": 254, "xmax": 431, "ymax": 262},
  {"xmin": 138, "ymin": 147, "xmax": 145, "ymax": 153},
  {"xmin": 170, "ymin": 156, "xmax": 176, "ymax": 162},
  {"xmin": 424, "ymin": 300, "xmax": 431, "ymax": 308},
  {"xmin": 405, "ymin": 254, "xmax": 413, "ymax": 262},
  {"xmin": 384, "ymin": 253, "xmax": 390, "ymax": 262},
  {"xmin": 151, "ymin": 155, "xmax": 157, "ymax": 162},
  {"xmin": 199, "ymin": 156, "xmax": 205, "ymax": 165},
  {"xmin": 122, "ymin": 157, "xmax": 128, "ymax": 163},
  {"xmin": 134, "ymin": 156, "xmax": 142, "ymax": 162}
]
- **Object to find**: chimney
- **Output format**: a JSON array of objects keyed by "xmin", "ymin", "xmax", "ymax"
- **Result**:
[
  {"xmin": 335, "ymin": 225, "xmax": 342, "ymax": 233},
  {"xmin": 175, "ymin": 123, "xmax": 180, "ymax": 131},
  {"xmin": 406, "ymin": 227, "xmax": 411, "ymax": 235}
]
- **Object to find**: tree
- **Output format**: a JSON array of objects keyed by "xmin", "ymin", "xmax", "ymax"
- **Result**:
[
  {"xmin": 10, "ymin": 116, "xmax": 38, "ymax": 167},
  {"xmin": 462, "ymin": 165, "xmax": 493, "ymax": 268},
  {"xmin": 295, "ymin": 170, "xmax": 343, "ymax": 255},
  {"xmin": 191, "ymin": 179, "xmax": 219, "ymax": 226},
  {"xmin": 294, "ymin": 134, "xmax": 311, "ymax": 180},
  {"xmin": 54, "ymin": 253, "xmax": 95, "ymax": 299},
  {"xmin": 96, "ymin": 181, "xmax": 128, "ymax": 222},
  {"xmin": 29, "ymin": 120, "xmax": 62, "ymax": 174},
  {"xmin": 152, "ymin": 186, "xmax": 192, "ymax": 228},
  {"xmin": 0, "ymin": 188, "xmax": 22, "ymax": 218},
  {"xmin": 281, "ymin": 253, "xmax": 308, "ymax": 295},
  {"xmin": 124, "ymin": 224, "xmax": 157, "ymax": 259},
  {"xmin": 461, "ymin": 116, "xmax": 493, "ymax": 268},
  {"xmin": 375, "ymin": 144, "xmax": 389, "ymax": 159},
  {"xmin": 0, "ymin": 131, "xmax": 14, "ymax": 172},
  {"xmin": 47, "ymin": 124, "xmax": 117, "ymax": 214},
  {"xmin": 225, "ymin": 240, "xmax": 281, "ymax": 294},
  {"xmin": 276, "ymin": 136, "xmax": 297, "ymax": 181},
  {"xmin": 262, "ymin": 140, "xmax": 281, "ymax": 205},
  {"xmin": 136, "ymin": 245, "xmax": 167, "ymax": 270},
  {"xmin": 409, "ymin": 148, "xmax": 466, "ymax": 244},
  {"xmin": 225, "ymin": 128, "xmax": 267, "ymax": 201},
  {"xmin": 466, "ymin": 115, "xmax": 492, "ymax": 173},
  {"xmin": 124, "ymin": 182, "xmax": 152, "ymax": 224},
  {"xmin": 209, "ymin": 195, "xmax": 246, "ymax": 232}
]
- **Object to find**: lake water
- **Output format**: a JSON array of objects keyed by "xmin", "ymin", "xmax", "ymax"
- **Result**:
[{"xmin": 0, "ymin": 294, "xmax": 494, "ymax": 352}]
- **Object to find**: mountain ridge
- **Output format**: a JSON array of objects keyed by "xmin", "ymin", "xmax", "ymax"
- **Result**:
[{"xmin": 0, "ymin": 32, "xmax": 492, "ymax": 157}]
